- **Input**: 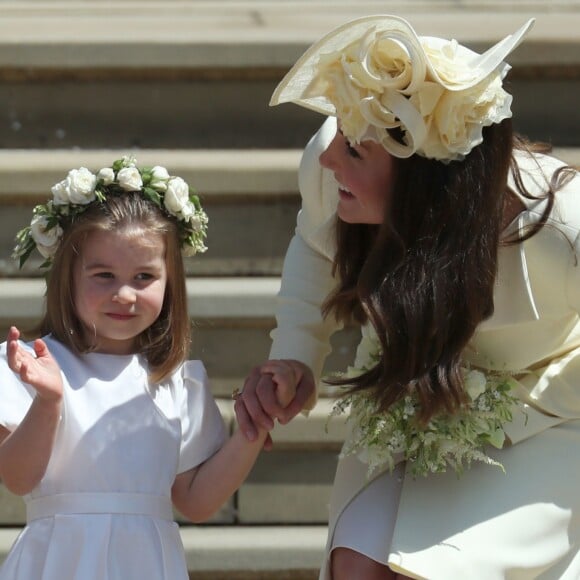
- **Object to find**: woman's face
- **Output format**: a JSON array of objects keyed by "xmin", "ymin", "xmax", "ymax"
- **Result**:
[{"xmin": 319, "ymin": 128, "xmax": 395, "ymax": 224}]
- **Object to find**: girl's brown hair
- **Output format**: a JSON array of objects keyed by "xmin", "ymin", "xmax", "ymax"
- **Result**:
[
  {"xmin": 39, "ymin": 193, "xmax": 190, "ymax": 384},
  {"xmin": 325, "ymin": 119, "xmax": 516, "ymax": 423}
]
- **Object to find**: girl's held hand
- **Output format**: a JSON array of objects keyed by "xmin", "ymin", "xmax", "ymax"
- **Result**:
[
  {"xmin": 261, "ymin": 360, "xmax": 315, "ymax": 424},
  {"xmin": 234, "ymin": 359, "xmax": 315, "ymax": 449},
  {"xmin": 7, "ymin": 327, "xmax": 63, "ymax": 403},
  {"xmin": 259, "ymin": 360, "xmax": 301, "ymax": 408}
]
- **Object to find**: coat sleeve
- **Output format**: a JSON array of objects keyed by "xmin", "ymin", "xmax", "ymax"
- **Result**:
[
  {"xmin": 269, "ymin": 117, "xmax": 342, "ymax": 408},
  {"xmin": 504, "ymin": 165, "xmax": 580, "ymax": 445},
  {"xmin": 567, "ymin": 229, "xmax": 580, "ymax": 313}
]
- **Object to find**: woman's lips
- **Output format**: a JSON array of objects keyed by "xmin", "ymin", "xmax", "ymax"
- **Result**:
[{"xmin": 338, "ymin": 187, "xmax": 355, "ymax": 200}]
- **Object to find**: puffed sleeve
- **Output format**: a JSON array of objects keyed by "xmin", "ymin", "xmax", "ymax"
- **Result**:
[
  {"xmin": 0, "ymin": 341, "xmax": 36, "ymax": 431},
  {"xmin": 269, "ymin": 117, "xmax": 342, "ymax": 408},
  {"xmin": 176, "ymin": 361, "xmax": 227, "ymax": 474}
]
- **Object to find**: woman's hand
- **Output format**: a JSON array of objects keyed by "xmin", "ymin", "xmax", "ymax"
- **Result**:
[
  {"xmin": 7, "ymin": 327, "xmax": 63, "ymax": 402},
  {"xmin": 234, "ymin": 359, "xmax": 315, "ymax": 449}
]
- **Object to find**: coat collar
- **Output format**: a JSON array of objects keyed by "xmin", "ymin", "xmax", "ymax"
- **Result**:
[
  {"xmin": 483, "ymin": 150, "xmax": 563, "ymax": 328},
  {"xmin": 487, "ymin": 211, "xmax": 541, "ymax": 330}
]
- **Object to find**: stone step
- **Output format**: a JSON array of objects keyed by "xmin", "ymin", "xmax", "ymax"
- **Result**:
[
  {"xmin": 1, "ymin": 2, "xmax": 578, "ymax": 70},
  {"xmin": 0, "ymin": 2, "xmax": 579, "ymax": 148},
  {"xmin": 1, "ymin": 71, "xmax": 577, "ymax": 150},
  {"xmin": 1, "ymin": 148, "xmax": 579, "ymax": 277},
  {"xmin": 0, "ymin": 525, "xmax": 326, "ymax": 579}
]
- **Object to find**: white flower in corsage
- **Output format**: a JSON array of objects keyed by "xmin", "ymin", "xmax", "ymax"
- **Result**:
[
  {"xmin": 329, "ymin": 334, "xmax": 524, "ymax": 478},
  {"xmin": 12, "ymin": 156, "xmax": 208, "ymax": 268}
]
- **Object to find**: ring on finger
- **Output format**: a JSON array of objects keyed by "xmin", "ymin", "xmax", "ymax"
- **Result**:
[{"xmin": 232, "ymin": 387, "xmax": 242, "ymax": 400}]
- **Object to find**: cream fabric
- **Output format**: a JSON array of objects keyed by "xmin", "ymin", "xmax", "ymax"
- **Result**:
[
  {"xmin": 269, "ymin": 15, "xmax": 534, "ymax": 162},
  {"xmin": 270, "ymin": 16, "xmax": 533, "ymax": 113},
  {"xmin": 269, "ymin": 116, "xmax": 580, "ymax": 578}
]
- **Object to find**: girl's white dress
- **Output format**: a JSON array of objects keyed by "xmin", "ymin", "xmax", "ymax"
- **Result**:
[{"xmin": 0, "ymin": 335, "xmax": 226, "ymax": 580}]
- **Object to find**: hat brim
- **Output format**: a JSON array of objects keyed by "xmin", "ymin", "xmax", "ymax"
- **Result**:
[{"xmin": 270, "ymin": 14, "xmax": 534, "ymax": 115}]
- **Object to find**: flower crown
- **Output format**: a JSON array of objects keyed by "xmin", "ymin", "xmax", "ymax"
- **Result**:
[{"xmin": 12, "ymin": 156, "xmax": 208, "ymax": 268}]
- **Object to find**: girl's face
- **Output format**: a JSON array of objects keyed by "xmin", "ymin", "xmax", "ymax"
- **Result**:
[
  {"xmin": 319, "ymin": 128, "xmax": 395, "ymax": 224},
  {"xmin": 73, "ymin": 228, "xmax": 168, "ymax": 355}
]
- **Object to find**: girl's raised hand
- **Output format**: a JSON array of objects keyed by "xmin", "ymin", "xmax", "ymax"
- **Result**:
[{"xmin": 6, "ymin": 327, "xmax": 63, "ymax": 402}]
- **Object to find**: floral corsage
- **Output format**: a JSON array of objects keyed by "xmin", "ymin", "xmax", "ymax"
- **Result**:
[{"xmin": 330, "ymin": 334, "xmax": 524, "ymax": 478}]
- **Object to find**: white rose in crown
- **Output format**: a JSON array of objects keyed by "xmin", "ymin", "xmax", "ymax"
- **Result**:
[
  {"xmin": 150, "ymin": 166, "xmax": 170, "ymax": 191},
  {"xmin": 65, "ymin": 167, "xmax": 97, "ymax": 204},
  {"xmin": 51, "ymin": 180, "xmax": 70, "ymax": 206},
  {"xmin": 189, "ymin": 213, "xmax": 206, "ymax": 232},
  {"xmin": 30, "ymin": 214, "xmax": 63, "ymax": 258},
  {"xmin": 52, "ymin": 167, "xmax": 97, "ymax": 205},
  {"xmin": 97, "ymin": 167, "xmax": 115, "ymax": 185},
  {"xmin": 179, "ymin": 202, "xmax": 195, "ymax": 220},
  {"xmin": 117, "ymin": 166, "xmax": 143, "ymax": 191},
  {"xmin": 164, "ymin": 177, "xmax": 190, "ymax": 218},
  {"xmin": 181, "ymin": 211, "xmax": 208, "ymax": 257}
]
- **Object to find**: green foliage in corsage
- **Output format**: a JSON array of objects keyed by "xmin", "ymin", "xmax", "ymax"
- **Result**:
[{"xmin": 330, "ymin": 335, "xmax": 524, "ymax": 478}]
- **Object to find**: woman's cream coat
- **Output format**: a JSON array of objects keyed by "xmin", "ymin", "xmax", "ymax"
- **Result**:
[{"xmin": 270, "ymin": 117, "xmax": 580, "ymax": 578}]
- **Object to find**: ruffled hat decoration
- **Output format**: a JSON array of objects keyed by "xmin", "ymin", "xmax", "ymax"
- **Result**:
[{"xmin": 270, "ymin": 15, "xmax": 535, "ymax": 162}]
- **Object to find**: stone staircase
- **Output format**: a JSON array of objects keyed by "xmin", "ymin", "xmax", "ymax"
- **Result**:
[{"xmin": 0, "ymin": 1, "xmax": 579, "ymax": 578}]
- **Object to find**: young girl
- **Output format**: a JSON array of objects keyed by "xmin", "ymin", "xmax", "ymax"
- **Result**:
[
  {"xmin": 0, "ymin": 157, "xmax": 287, "ymax": 579},
  {"xmin": 234, "ymin": 15, "xmax": 580, "ymax": 579}
]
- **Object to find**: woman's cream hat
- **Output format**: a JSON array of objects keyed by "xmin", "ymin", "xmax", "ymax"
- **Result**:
[{"xmin": 270, "ymin": 15, "xmax": 535, "ymax": 162}]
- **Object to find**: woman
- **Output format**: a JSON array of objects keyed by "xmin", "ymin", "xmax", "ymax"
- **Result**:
[{"xmin": 236, "ymin": 15, "xmax": 580, "ymax": 579}]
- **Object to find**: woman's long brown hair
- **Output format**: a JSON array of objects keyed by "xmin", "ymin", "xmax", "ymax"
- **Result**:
[{"xmin": 324, "ymin": 119, "xmax": 527, "ymax": 423}]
